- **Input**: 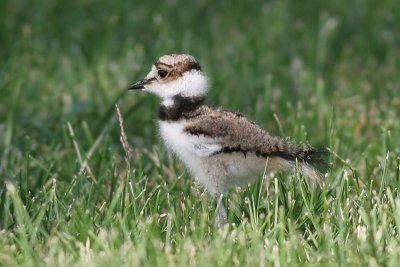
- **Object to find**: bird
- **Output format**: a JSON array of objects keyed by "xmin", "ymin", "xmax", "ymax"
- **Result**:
[{"xmin": 128, "ymin": 53, "xmax": 329, "ymax": 227}]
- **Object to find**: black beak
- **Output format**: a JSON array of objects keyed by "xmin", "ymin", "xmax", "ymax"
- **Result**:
[{"xmin": 128, "ymin": 79, "xmax": 149, "ymax": 90}]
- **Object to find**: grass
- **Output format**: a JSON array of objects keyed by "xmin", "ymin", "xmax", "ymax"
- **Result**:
[{"xmin": 1, "ymin": 0, "xmax": 400, "ymax": 266}]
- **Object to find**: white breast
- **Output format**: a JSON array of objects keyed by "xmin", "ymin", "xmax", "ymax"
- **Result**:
[{"xmin": 158, "ymin": 120, "xmax": 222, "ymax": 168}]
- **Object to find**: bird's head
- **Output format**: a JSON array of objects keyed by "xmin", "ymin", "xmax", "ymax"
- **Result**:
[{"xmin": 128, "ymin": 54, "xmax": 208, "ymax": 101}]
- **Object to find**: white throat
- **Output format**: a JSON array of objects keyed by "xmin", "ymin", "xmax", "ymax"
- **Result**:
[{"xmin": 161, "ymin": 98, "xmax": 175, "ymax": 107}]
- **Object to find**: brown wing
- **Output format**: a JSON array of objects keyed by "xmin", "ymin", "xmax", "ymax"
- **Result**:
[{"xmin": 183, "ymin": 106, "xmax": 284, "ymax": 156}]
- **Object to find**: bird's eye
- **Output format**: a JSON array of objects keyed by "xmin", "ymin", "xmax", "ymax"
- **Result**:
[{"xmin": 157, "ymin": 69, "xmax": 168, "ymax": 79}]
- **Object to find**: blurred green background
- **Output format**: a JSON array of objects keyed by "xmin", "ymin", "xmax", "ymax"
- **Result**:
[{"xmin": 1, "ymin": 0, "xmax": 400, "ymax": 265}]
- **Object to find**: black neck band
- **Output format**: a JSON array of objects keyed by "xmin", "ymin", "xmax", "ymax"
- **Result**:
[{"xmin": 158, "ymin": 95, "xmax": 204, "ymax": 121}]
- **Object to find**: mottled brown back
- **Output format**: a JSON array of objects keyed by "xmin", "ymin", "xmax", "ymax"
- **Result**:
[{"xmin": 184, "ymin": 105, "xmax": 329, "ymax": 174}]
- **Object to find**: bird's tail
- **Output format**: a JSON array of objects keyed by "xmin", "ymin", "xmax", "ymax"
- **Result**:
[{"xmin": 271, "ymin": 140, "xmax": 330, "ymax": 180}]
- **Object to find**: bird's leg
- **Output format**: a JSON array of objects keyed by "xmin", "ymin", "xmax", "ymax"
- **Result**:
[
  {"xmin": 200, "ymin": 168, "xmax": 228, "ymax": 228},
  {"xmin": 214, "ymin": 193, "xmax": 228, "ymax": 228}
]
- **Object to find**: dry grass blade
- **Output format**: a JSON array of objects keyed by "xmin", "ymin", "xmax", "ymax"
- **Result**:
[{"xmin": 115, "ymin": 104, "xmax": 133, "ymax": 169}]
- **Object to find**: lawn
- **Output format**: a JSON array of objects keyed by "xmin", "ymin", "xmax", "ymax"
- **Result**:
[{"xmin": 1, "ymin": 0, "xmax": 400, "ymax": 266}]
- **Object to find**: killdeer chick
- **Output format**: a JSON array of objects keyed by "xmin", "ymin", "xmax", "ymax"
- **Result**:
[{"xmin": 128, "ymin": 53, "xmax": 328, "ymax": 227}]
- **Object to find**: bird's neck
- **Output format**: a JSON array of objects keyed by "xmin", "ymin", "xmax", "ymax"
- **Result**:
[{"xmin": 158, "ymin": 94, "xmax": 205, "ymax": 121}]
